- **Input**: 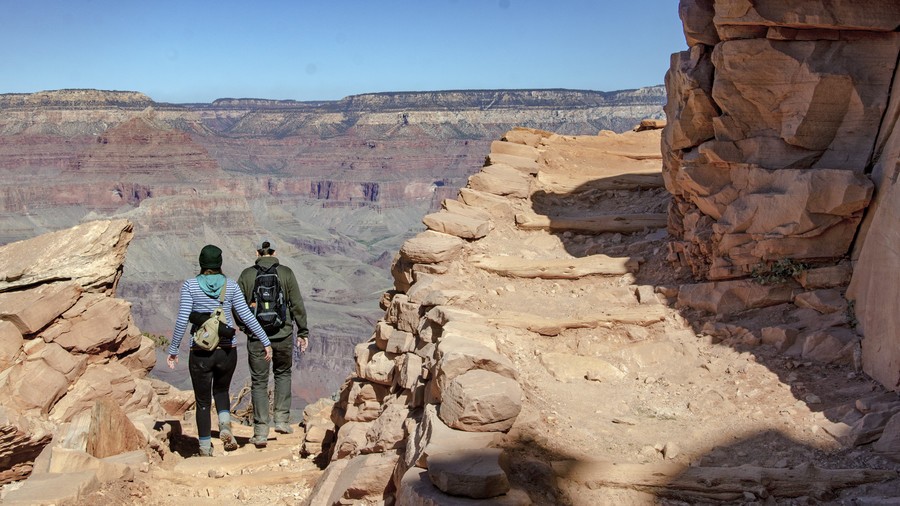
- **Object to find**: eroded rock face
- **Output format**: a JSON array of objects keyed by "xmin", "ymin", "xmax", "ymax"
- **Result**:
[
  {"xmin": 664, "ymin": 1, "xmax": 897, "ymax": 280},
  {"xmin": 0, "ymin": 219, "xmax": 175, "ymax": 487},
  {"xmin": 668, "ymin": 1, "xmax": 900, "ymax": 391}
]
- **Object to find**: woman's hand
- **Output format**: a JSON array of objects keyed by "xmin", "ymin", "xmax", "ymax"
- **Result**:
[
  {"xmin": 167, "ymin": 354, "xmax": 178, "ymax": 369},
  {"xmin": 264, "ymin": 346, "xmax": 273, "ymax": 362},
  {"xmin": 298, "ymin": 336, "xmax": 309, "ymax": 353}
]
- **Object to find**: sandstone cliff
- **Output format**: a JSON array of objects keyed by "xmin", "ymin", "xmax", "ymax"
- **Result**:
[
  {"xmin": 0, "ymin": 219, "xmax": 181, "ymax": 502},
  {"xmin": 663, "ymin": 0, "xmax": 900, "ymax": 391}
]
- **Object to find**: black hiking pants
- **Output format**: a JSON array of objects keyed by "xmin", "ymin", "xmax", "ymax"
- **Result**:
[{"xmin": 188, "ymin": 347, "xmax": 237, "ymax": 439}]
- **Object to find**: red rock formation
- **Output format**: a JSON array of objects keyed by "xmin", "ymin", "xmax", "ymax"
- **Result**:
[
  {"xmin": 0, "ymin": 220, "xmax": 173, "ymax": 488},
  {"xmin": 665, "ymin": 1, "xmax": 900, "ymax": 391}
]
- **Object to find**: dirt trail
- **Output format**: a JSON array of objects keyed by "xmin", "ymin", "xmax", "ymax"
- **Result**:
[{"xmin": 68, "ymin": 127, "xmax": 900, "ymax": 505}]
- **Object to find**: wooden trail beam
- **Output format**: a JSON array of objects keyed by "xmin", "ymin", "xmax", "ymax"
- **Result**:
[
  {"xmin": 552, "ymin": 460, "xmax": 899, "ymax": 501},
  {"xmin": 516, "ymin": 213, "xmax": 668, "ymax": 234},
  {"xmin": 471, "ymin": 254, "xmax": 640, "ymax": 279},
  {"xmin": 489, "ymin": 307, "xmax": 666, "ymax": 336},
  {"xmin": 536, "ymin": 171, "xmax": 664, "ymax": 194}
]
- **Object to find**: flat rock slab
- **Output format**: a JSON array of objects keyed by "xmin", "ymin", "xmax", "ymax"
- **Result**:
[
  {"xmin": 428, "ymin": 448, "xmax": 511, "ymax": 499},
  {"xmin": 516, "ymin": 212, "xmax": 668, "ymax": 234},
  {"xmin": 471, "ymin": 254, "xmax": 639, "ymax": 279},
  {"xmin": 2, "ymin": 470, "xmax": 99, "ymax": 505},
  {"xmin": 486, "ymin": 153, "xmax": 541, "ymax": 174},
  {"xmin": 490, "ymin": 140, "xmax": 541, "ymax": 159},
  {"xmin": 398, "ymin": 467, "xmax": 532, "ymax": 505}
]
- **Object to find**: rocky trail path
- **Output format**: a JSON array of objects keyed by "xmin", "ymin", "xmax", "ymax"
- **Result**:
[
  {"xmin": 400, "ymin": 126, "xmax": 900, "ymax": 504},
  {"xmin": 65, "ymin": 125, "xmax": 900, "ymax": 505}
]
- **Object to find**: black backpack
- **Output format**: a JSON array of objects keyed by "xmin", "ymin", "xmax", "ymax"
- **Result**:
[{"xmin": 251, "ymin": 264, "xmax": 288, "ymax": 335}]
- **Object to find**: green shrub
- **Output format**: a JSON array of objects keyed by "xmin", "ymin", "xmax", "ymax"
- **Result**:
[
  {"xmin": 143, "ymin": 331, "xmax": 170, "ymax": 348},
  {"xmin": 750, "ymin": 259, "xmax": 808, "ymax": 285}
]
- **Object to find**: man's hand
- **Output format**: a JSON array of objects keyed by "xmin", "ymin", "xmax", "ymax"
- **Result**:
[
  {"xmin": 298, "ymin": 336, "xmax": 309, "ymax": 353},
  {"xmin": 264, "ymin": 345, "xmax": 273, "ymax": 361},
  {"xmin": 167, "ymin": 354, "xmax": 178, "ymax": 369}
]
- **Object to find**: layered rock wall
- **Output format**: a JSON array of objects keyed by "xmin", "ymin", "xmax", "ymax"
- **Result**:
[
  {"xmin": 664, "ymin": 0, "xmax": 899, "ymax": 279},
  {"xmin": 0, "ymin": 220, "xmax": 171, "ymax": 492},
  {"xmin": 664, "ymin": 1, "xmax": 900, "ymax": 389}
]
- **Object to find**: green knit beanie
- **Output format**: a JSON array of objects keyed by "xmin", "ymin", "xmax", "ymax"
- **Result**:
[{"xmin": 199, "ymin": 244, "xmax": 223, "ymax": 269}]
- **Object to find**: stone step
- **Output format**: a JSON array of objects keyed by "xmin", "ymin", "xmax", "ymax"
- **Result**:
[
  {"xmin": 486, "ymin": 152, "xmax": 542, "ymax": 174},
  {"xmin": 490, "ymin": 139, "xmax": 542, "ymax": 159},
  {"xmin": 536, "ymin": 170, "xmax": 664, "ymax": 194},
  {"xmin": 467, "ymin": 164, "xmax": 532, "ymax": 198},
  {"xmin": 471, "ymin": 253, "xmax": 639, "ymax": 279},
  {"xmin": 173, "ymin": 446, "xmax": 293, "ymax": 476},
  {"xmin": 515, "ymin": 212, "xmax": 668, "ymax": 233},
  {"xmin": 422, "ymin": 209, "xmax": 493, "ymax": 239}
]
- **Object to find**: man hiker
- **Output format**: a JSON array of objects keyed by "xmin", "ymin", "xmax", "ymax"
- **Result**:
[{"xmin": 238, "ymin": 240, "xmax": 309, "ymax": 448}]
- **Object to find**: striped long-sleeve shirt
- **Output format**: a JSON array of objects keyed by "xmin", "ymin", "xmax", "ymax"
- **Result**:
[{"xmin": 167, "ymin": 277, "xmax": 271, "ymax": 356}]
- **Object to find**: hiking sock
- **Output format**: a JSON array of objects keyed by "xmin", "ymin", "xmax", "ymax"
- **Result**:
[
  {"xmin": 199, "ymin": 436, "xmax": 213, "ymax": 456},
  {"xmin": 217, "ymin": 411, "xmax": 231, "ymax": 428},
  {"xmin": 217, "ymin": 411, "xmax": 237, "ymax": 451}
]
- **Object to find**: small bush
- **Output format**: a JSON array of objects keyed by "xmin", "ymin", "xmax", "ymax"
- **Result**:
[
  {"xmin": 751, "ymin": 259, "xmax": 808, "ymax": 285},
  {"xmin": 143, "ymin": 331, "xmax": 170, "ymax": 348}
]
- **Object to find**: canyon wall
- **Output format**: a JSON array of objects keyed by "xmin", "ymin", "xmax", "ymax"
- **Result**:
[
  {"xmin": 0, "ymin": 87, "xmax": 665, "ymax": 408},
  {"xmin": 663, "ymin": 1, "xmax": 900, "ymax": 389}
]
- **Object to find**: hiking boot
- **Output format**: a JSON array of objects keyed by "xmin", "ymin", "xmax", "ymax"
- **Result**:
[
  {"xmin": 198, "ymin": 445, "xmax": 213, "ymax": 457},
  {"xmin": 249, "ymin": 435, "xmax": 268, "ymax": 448},
  {"xmin": 274, "ymin": 422, "xmax": 294, "ymax": 434},
  {"xmin": 219, "ymin": 424, "xmax": 238, "ymax": 452}
]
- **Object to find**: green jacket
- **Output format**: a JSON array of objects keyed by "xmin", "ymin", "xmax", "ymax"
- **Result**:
[{"xmin": 237, "ymin": 255, "xmax": 309, "ymax": 340}]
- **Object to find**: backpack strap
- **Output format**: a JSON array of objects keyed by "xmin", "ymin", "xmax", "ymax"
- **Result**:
[{"xmin": 218, "ymin": 283, "xmax": 227, "ymax": 304}]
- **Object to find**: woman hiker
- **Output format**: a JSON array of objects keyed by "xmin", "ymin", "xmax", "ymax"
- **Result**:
[{"xmin": 166, "ymin": 244, "xmax": 273, "ymax": 456}]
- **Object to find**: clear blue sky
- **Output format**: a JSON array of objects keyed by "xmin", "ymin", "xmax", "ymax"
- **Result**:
[{"xmin": 1, "ymin": 0, "xmax": 687, "ymax": 104}]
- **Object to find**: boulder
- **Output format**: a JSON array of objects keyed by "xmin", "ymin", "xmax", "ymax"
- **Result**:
[
  {"xmin": 439, "ymin": 370, "xmax": 522, "ymax": 432},
  {"xmin": 428, "ymin": 448, "xmax": 511, "ymax": 499},
  {"xmin": 400, "ymin": 230, "xmax": 465, "ymax": 264},
  {"xmin": 0, "ymin": 219, "xmax": 133, "ymax": 294},
  {"xmin": 405, "ymin": 404, "xmax": 499, "ymax": 470},
  {"xmin": 431, "ymin": 335, "xmax": 518, "ymax": 403}
]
